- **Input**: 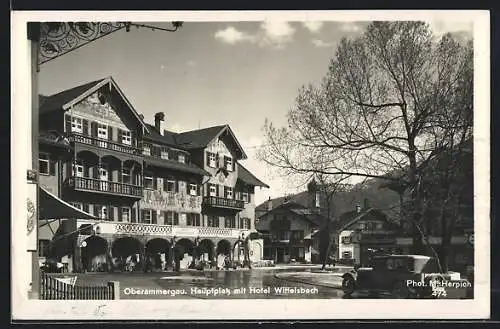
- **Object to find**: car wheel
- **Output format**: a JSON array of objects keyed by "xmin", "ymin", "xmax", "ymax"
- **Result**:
[{"xmin": 342, "ymin": 276, "xmax": 356, "ymax": 296}]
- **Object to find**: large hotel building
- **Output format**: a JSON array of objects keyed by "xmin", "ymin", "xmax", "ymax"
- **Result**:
[{"xmin": 37, "ymin": 76, "xmax": 269, "ymax": 272}]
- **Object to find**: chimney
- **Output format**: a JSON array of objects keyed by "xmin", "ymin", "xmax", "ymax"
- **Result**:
[
  {"xmin": 267, "ymin": 197, "xmax": 273, "ymax": 211},
  {"xmin": 154, "ymin": 112, "xmax": 165, "ymax": 136},
  {"xmin": 355, "ymin": 202, "xmax": 361, "ymax": 213}
]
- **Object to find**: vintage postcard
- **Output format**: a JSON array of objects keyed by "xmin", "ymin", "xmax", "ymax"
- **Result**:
[{"xmin": 11, "ymin": 10, "xmax": 490, "ymax": 320}]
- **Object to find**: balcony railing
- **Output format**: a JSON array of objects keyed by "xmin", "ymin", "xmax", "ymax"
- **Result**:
[
  {"xmin": 203, "ymin": 196, "xmax": 244, "ymax": 210},
  {"xmin": 69, "ymin": 133, "xmax": 142, "ymax": 156},
  {"xmin": 68, "ymin": 176, "xmax": 143, "ymax": 197},
  {"xmin": 77, "ymin": 220, "xmax": 251, "ymax": 239}
]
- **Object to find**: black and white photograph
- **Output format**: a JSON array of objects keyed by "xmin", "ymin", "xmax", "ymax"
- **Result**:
[{"xmin": 11, "ymin": 10, "xmax": 490, "ymax": 320}]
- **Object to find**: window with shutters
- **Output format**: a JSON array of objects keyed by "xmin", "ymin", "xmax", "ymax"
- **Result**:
[
  {"xmin": 209, "ymin": 184, "xmax": 217, "ymax": 197},
  {"xmin": 121, "ymin": 130, "xmax": 131, "ymax": 145},
  {"xmin": 142, "ymin": 209, "xmax": 153, "ymax": 224},
  {"xmin": 186, "ymin": 213, "xmax": 201, "ymax": 226},
  {"xmin": 95, "ymin": 205, "xmax": 107, "ymax": 220},
  {"xmin": 166, "ymin": 178, "xmax": 176, "ymax": 193},
  {"xmin": 97, "ymin": 123, "xmax": 108, "ymax": 139},
  {"xmin": 224, "ymin": 156, "xmax": 233, "ymax": 171},
  {"xmin": 39, "ymin": 153, "xmax": 50, "ymax": 175},
  {"xmin": 144, "ymin": 172, "xmax": 154, "ymax": 189},
  {"xmin": 71, "ymin": 117, "xmax": 83, "ymax": 133},
  {"xmin": 165, "ymin": 211, "xmax": 179, "ymax": 225},
  {"xmin": 143, "ymin": 143, "xmax": 151, "ymax": 156},
  {"xmin": 242, "ymin": 192, "xmax": 250, "ymax": 203},
  {"xmin": 224, "ymin": 216, "xmax": 236, "ymax": 228},
  {"xmin": 189, "ymin": 183, "xmax": 197, "ymax": 196},
  {"xmin": 207, "ymin": 152, "xmax": 217, "ymax": 168},
  {"xmin": 71, "ymin": 202, "xmax": 83, "ymax": 210},
  {"xmin": 207, "ymin": 216, "xmax": 219, "ymax": 227},
  {"xmin": 240, "ymin": 217, "xmax": 251, "ymax": 229},
  {"xmin": 161, "ymin": 147, "xmax": 169, "ymax": 160},
  {"xmin": 178, "ymin": 153, "xmax": 186, "ymax": 163},
  {"xmin": 224, "ymin": 186, "xmax": 233, "ymax": 199},
  {"xmin": 121, "ymin": 207, "xmax": 130, "ymax": 222}
]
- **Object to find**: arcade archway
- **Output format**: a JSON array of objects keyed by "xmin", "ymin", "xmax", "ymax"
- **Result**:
[{"xmin": 81, "ymin": 235, "xmax": 108, "ymax": 272}]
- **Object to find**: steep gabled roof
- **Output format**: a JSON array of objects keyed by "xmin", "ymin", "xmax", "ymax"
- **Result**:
[
  {"xmin": 259, "ymin": 200, "xmax": 325, "ymax": 226},
  {"xmin": 175, "ymin": 125, "xmax": 226, "ymax": 148},
  {"xmin": 335, "ymin": 208, "xmax": 401, "ymax": 233},
  {"xmin": 256, "ymin": 191, "xmax": 310, "ymax": 213},
  {"xmin": 237, "ymin": 163, "xmax": 269, "ymax": 188},
  {"xmin": 143, "ymin": 124, "xmax": 181, "ymax": 148},
  {"xmin": 39, "ymin": 78, "xmax": 105, "ymax": 114},
  {"xmin": 39, "ymin": 76, "xmax": 150, "ymax": 133},
  {"xmin": 175, "ymin": 125, "xmax": 247, "ymax": 160}
]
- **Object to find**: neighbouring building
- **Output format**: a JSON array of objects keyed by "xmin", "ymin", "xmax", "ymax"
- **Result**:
[
  {"xmin": 255, "ymin": 199, "xmax": 324, "ymax": 264},
  {"xmin": 37, "ymin": 76, "xmax": 268, "ymax": 273}
]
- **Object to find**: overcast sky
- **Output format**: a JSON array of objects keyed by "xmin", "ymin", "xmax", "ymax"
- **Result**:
[{"xmin": 38, "ymin": 19, "xmax": 473, "ymax": 206}]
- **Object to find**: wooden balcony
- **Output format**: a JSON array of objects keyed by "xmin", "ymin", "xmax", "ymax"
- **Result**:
[
  {"xmin": 68, "ymin": 133, "xmax": 142, "ymax": 156},
  {"xmin": 203, "ymin": 196, "xmax": 244, "ymax": 210},
  {"xmin": 68, "ymin": 176, "xmax": 143, "ymax": 198}
]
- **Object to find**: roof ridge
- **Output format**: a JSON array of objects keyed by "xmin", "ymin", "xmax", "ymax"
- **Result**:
[
  {"xmin": 45, "ymin": 78, "xmax": 106, "ymax": 98},
  {"xmin": 176, "ymin": 124, "xmax": 227, "ymax": 135}
]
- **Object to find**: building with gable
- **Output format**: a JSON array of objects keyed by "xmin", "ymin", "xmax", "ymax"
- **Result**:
[{"xmin": 37, "ymin": 77, "xmax": 268, "ymax": 272}]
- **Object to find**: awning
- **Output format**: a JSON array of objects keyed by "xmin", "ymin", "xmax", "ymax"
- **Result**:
[{"xmin": 38, "ymin": 186, "xmax": 97, "ymax": 220}]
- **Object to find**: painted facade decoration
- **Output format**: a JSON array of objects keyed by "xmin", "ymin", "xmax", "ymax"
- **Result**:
[
  {"xmin": 69, "ymin": 92, "xmax": 128, "ymax": 130},
  {"xmin": 140, "ymin": 189, "xmax": 202, "ymax": 213}
]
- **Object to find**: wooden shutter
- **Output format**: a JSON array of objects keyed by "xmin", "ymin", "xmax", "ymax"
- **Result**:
[
  {"xmin": 141, "ymin": 210, "xmax": 146, "ymax": 223},
  {"xmin": 206, "ymin": 152, "xmax": 210, "ymax": 166},
  {"xmin": 91, "ymin": 122, "xmax": 98, "ymax": 137},
  {"xmin": 108, "ymin": 205, "xmax": 114, "ymax": 221},
  {"xmin": 108, "ymin": 126, "xmax": 113, "ymax": 141},
  {"xmin": 174, "ymin": 212, "xmax": 179, "ymax": 225},
  {"xmin": 64, "ymin": 114, "xmax": 71, "ymax": 133},
  {"xmin": 49, "ymin": 158, "xmax": 56, "ymax": 176},
  {"xmin": 131, "ymin": 208, "xmax": 136, "ymax": 223},
  {"xmin": 93, "ymin": 205, "xmax": 99, "ymax": 217},
  {"xmin": 152, "ymin": 211, "xmax": 157, "ymax": 224},
  {"xmin": 82, "ymin": 119, "xmax": 89, "ymax": 135},
  {"xmin": 117, "ymin": 207, "xmax": 122, "ymax": 222},
  {"xmin": 117, "ymin": 129, "xmax": 123, "ymax": 144},
  {"xmin": 216, "ymin": 154, "xmax": 220, "ymax": 168},
  {"xmin": 175, "ymin": 180, "xmax": 179, "ymax": 193},
  {"xmin": 153, "ymin": 176, "xmax": 158, "ymax": 190},
  {"xmin": 130, "ymin": 131, "xmax": 136, "ymax": 147},
  {"xmin": 83, "ymin": 204, "xmax": 89, "ymax": 213},
  {"xmin": 233, "ymin": 159, "xmax": 236, "ymax": 172}
]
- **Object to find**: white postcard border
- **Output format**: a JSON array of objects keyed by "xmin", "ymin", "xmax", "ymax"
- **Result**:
[{"xmin": 11, "ymin": 10, "xmax": 490, "ymax": 320}]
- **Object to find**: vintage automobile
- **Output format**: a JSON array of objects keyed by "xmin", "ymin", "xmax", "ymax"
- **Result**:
[{"xmin": 341, "ymin": 254, "xmax": 471, "ymax": 298}]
